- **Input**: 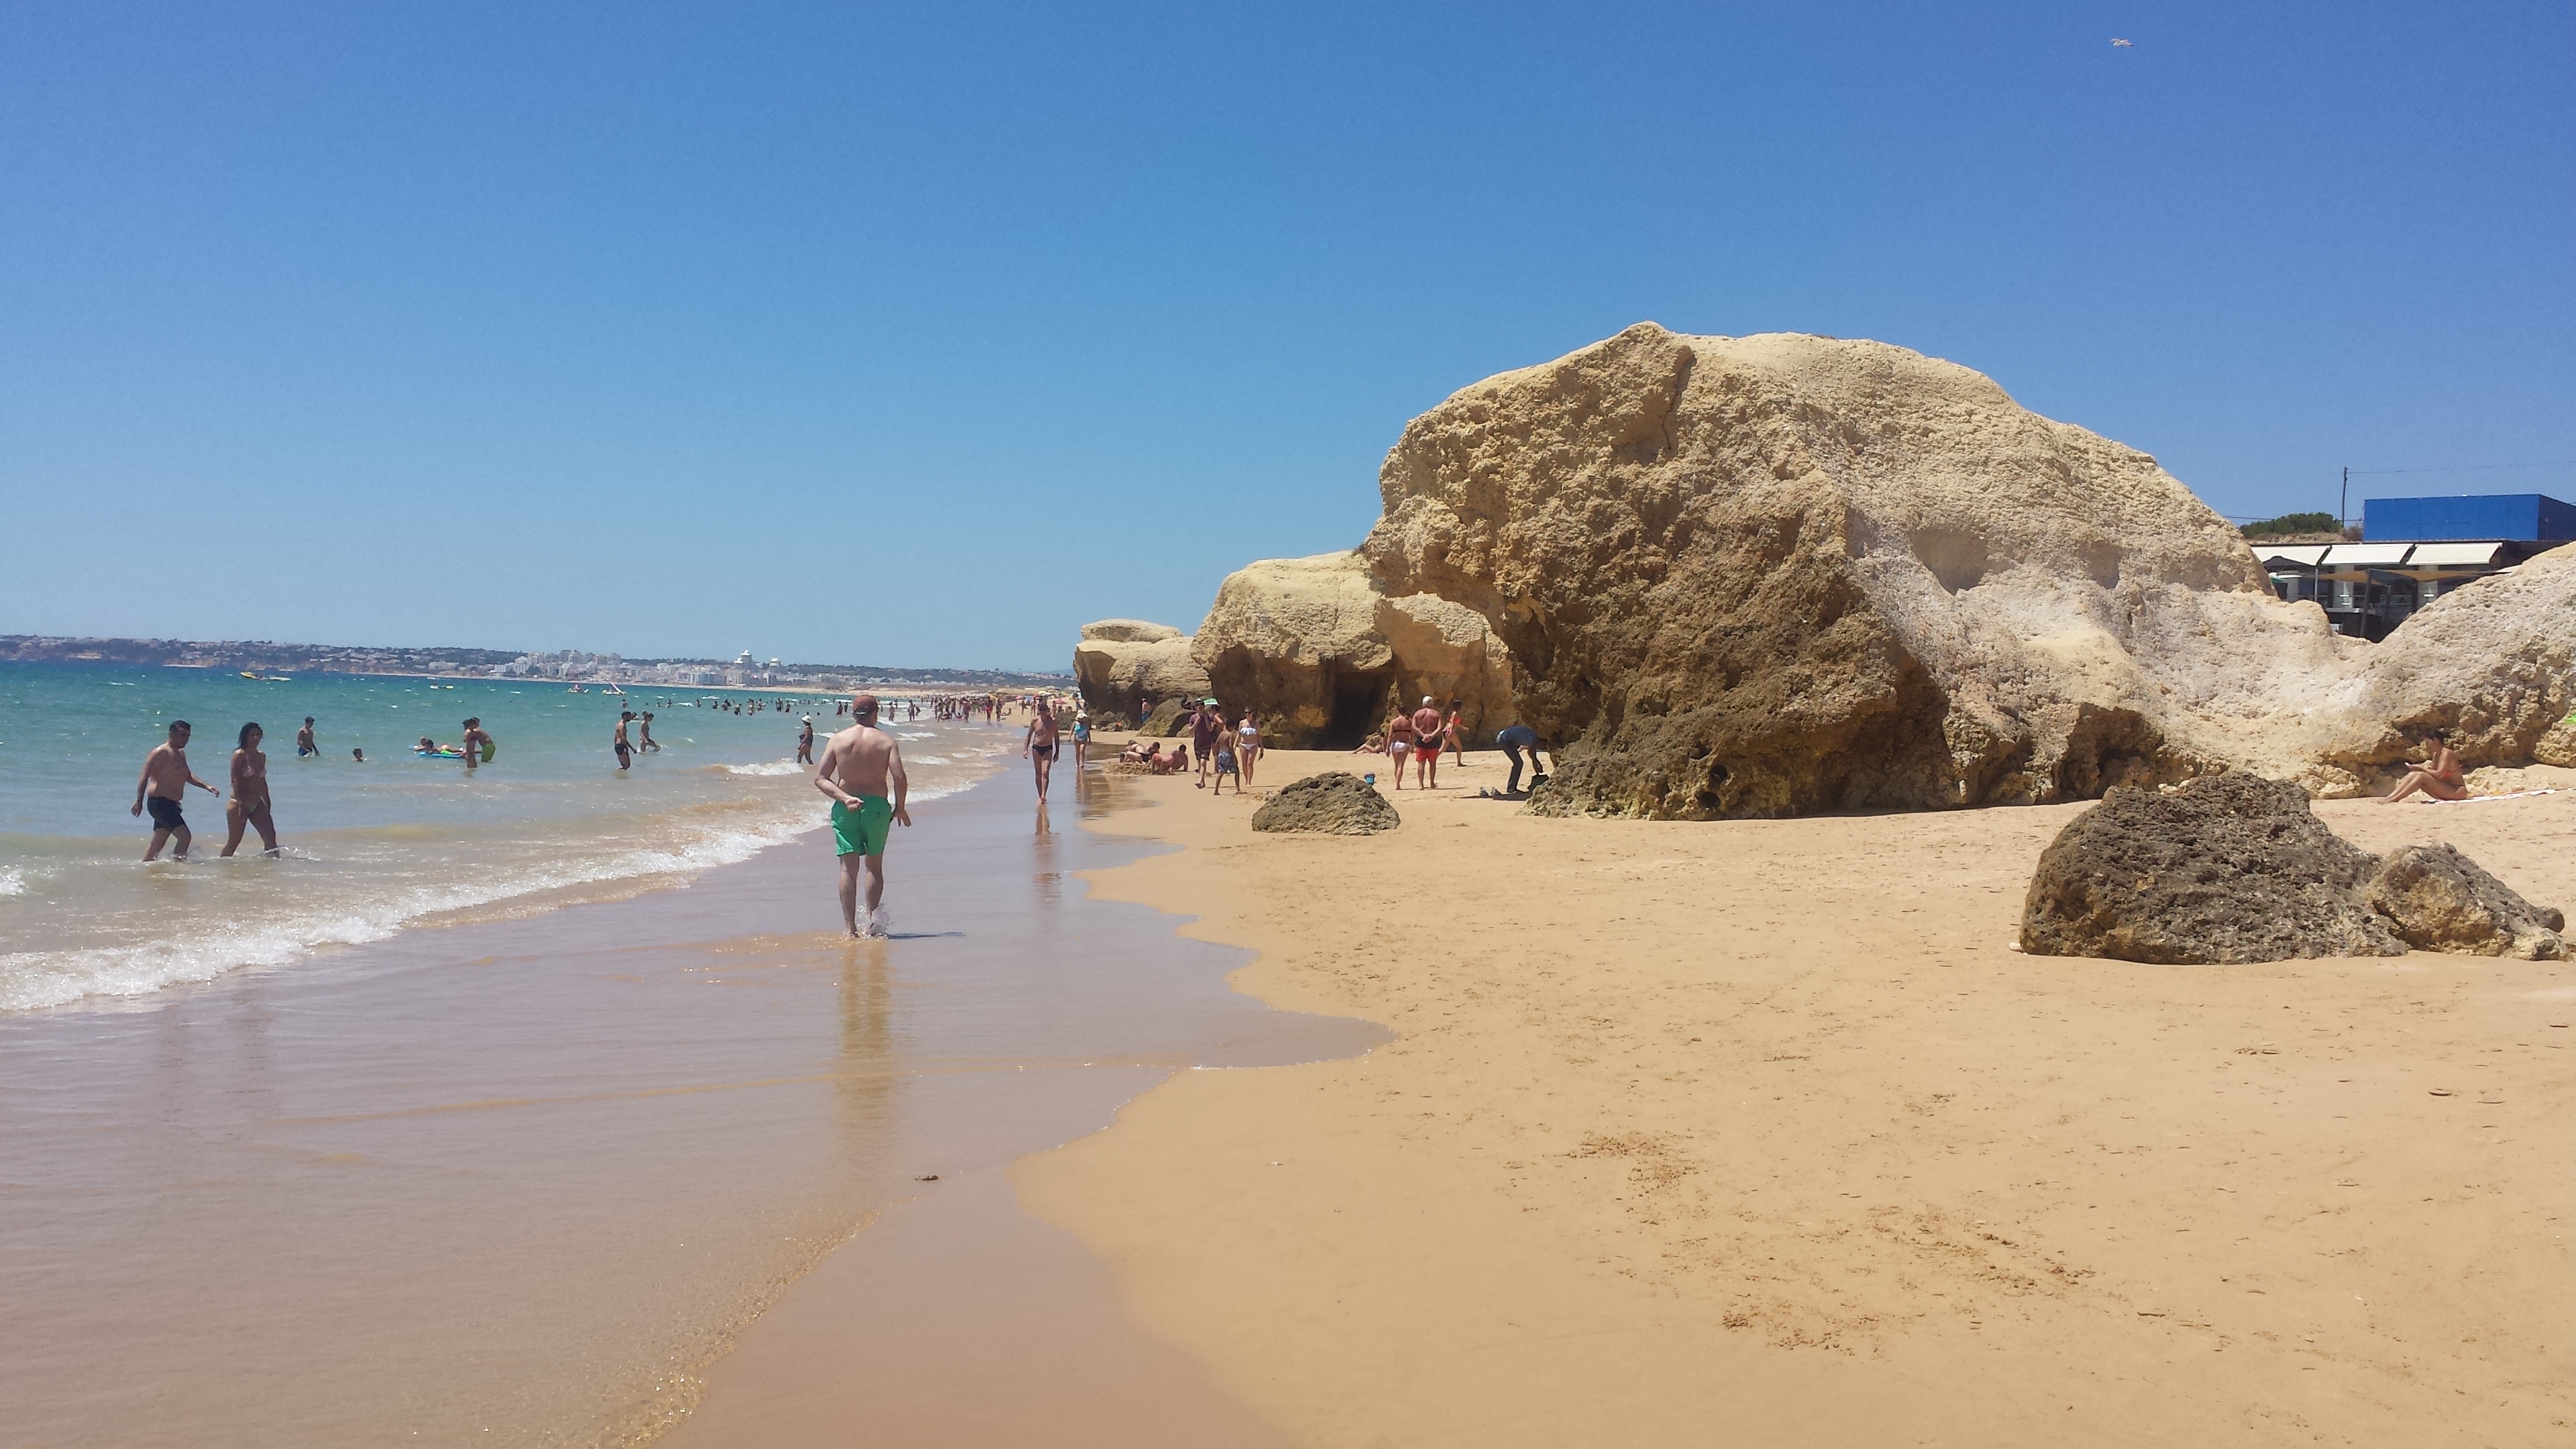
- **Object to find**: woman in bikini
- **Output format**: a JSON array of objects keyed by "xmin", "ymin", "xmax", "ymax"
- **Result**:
[
  {"xmin": 222, "ymin": 722, "xmax": 281, "ymax": 857},
  {"xmin": 1384, "ymin": 708, "xmax": 1415, "ymax": 789},
  {"xmin": 1234, "ymin": 711, "xmax": 1262, "ymax": 786},
  {"xmin": 2380, "ymin": 729, "xmax": 2468, "ymax": 803}
]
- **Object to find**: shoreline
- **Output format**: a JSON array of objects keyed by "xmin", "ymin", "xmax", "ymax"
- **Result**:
[
  {"xmin": 1013, "ymin": 747, "xmax": 2575, "ymax": 1445},
  {"xmin": 0, "ymin": 763, "xmax": 1370, "ymax": 1448}
]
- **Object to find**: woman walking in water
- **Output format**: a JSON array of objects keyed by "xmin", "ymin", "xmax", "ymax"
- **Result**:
[{"xmin": 222, "ymin": 722, "xmax": 281, "ymax": 857}]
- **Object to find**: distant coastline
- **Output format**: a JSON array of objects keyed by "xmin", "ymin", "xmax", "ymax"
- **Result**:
[{"xmin": 0, "ymin": 635, "xmax": 1071, "ymax": 694}]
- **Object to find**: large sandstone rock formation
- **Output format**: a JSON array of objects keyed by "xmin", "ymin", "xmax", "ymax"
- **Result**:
[
  {"xmin": 1083, "ymin": 326, "xmax": 2572, "ymax": 812},
  {"xmin": 1249, "ymin": 772, "xmax": 1402, "ymax": 836},
  {"xmin": 1190, "ymin": 551, "xmax": 1515, "ymax": 748},
  {"xmin": 1366, "ymin": 323, "xmax": 2370, "ymax": 817},
  {"xmin": 2021, "ymin": 774, "xmax": 2566, "ymax": 963},
  {"xmin": 1072, "ymin": 620, "xmax": 1210, "ymax": 728}
]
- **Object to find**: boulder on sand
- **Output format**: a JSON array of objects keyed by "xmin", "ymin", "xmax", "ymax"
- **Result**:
[
  {"xmin": 2020, "ymin": 773, "xmax": 2567, "ymax": 963},
  {"xmin": 2019, "ymin": 774, "xmax": 2401, "ymax": 964},
  {"xmin": 1191, "ymin": 550, "xmax": 1516, "ymax": 748},
  {"xmin": 1364, "ymin": 323, "xmax": 2362, "ymax": 819},
  {"xmin": 2364, "ymin": 844, "xmax": 2568, "ymax": 960},
  {"xmin": 1073, "ymin": 619, "xmax": 1210, "ymax": 729},
  {"xmin": 1250, "ymin": 772, "xmax": 1401, "ymax": 836}
]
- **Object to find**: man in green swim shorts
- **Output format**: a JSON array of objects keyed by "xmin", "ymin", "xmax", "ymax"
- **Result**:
[{"xmin": 814, "ymin": 693, "xmax": 912, "ymax": 938}]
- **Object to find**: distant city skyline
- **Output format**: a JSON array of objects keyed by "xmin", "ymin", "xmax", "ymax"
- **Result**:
[{"xmin": 4, "ymin": 3, "xmax": 2568, "ymax": 668}]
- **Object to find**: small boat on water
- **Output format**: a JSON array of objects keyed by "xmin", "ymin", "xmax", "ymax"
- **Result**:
[{"xmin": 239, "ymin": 671, "xmax": 293, "ymax": 682}]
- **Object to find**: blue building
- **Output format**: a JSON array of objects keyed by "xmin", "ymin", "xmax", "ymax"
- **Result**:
[
  {"xmin": 2363, "ymin": 492, "xmax": 2576, "ymax": 544},
  {"xmin": 2257, "ymin": 492, "xmax": 2571, "ymax": 641}
]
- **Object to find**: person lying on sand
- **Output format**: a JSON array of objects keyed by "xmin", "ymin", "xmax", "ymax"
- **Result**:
[
  {"xmin": 1353, "ymin": 731, "xmax": 1387, "ymax": 754},
  {"xmin": 2381, "ymin": 730, "xmax": 2467, "ymax": 803}
]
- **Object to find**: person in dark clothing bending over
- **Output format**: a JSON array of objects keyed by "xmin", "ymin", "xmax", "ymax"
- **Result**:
[{"xmin": 1495, "ymin": 723, "xmax": 1547, "ymax": 796}]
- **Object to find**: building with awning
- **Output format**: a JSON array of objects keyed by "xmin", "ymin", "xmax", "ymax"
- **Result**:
[{"xmin": 2253, "ymin": 494, "xmax": 2570, "ymax": 640}]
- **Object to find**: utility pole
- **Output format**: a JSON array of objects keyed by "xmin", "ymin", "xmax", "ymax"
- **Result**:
[{"xmin": 2339, "ymin": 466, "xmax": 2349, "ymax": 536}]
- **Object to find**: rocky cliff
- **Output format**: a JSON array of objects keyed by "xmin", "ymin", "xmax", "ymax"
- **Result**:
[
  {"xmin": 1189, "ymin": 552, "xmax": 1515, "ymax": 748},
  {"xmin": 1071, "ymin": 620, "xmax": 1209, "ymax": 728},
  {"xmin": 1363, "ymin": 323, "xmax": 2379, "ymax": 817},
  {"xmin": 1077, "ymin": 325, "xmax": 2570, "ymax": 814}
]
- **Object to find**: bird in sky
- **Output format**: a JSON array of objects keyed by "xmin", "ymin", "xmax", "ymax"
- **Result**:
[{"xmin": 2112, "ymin": 37, "xmax": 2134, "ymax": 46}]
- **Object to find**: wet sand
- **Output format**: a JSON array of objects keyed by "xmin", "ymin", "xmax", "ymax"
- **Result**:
[
  {"xmin": 1020, "ymin": 747, "xmax": 2575, "ymax": 1446},
  {"xmin": 0, "ymin": 768, "xmax": 1375, "ymax": 1448}
]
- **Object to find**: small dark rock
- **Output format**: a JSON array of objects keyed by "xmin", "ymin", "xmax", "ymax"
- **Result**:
[{"xmin": 1250, "ymin": 773, "xmax": 1400, "ymax": 836}]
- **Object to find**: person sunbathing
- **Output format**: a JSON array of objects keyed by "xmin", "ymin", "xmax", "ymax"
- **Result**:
[
  {"xmin": 1148, "ymin": 743, "xmax": 1189, "ymax": 774},
  {"xmin": 1352, "ymin": 731, "xmax": 1387, "ymax": 754},
  {"xmin": 2381, "ymin": 730, "xmax": 2467, "ymax": 803}
]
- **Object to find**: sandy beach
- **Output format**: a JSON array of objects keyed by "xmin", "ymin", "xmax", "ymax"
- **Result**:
[{"xmin": 1014, "ymin": 744, "xmax": 2574, "ymax": 1446}]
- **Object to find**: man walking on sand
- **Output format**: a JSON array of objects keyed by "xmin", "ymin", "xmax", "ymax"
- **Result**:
[
  {"xmin": 133, "ymin": 720, "xmax": 221, "ymax": 861},
  {"xmin": 815, "ymin": 693, "xmax": 912, "ymax": 938},
  {"xmin": 1191, "ymin": 698, "xmax": 1224, "ymax": 789}
]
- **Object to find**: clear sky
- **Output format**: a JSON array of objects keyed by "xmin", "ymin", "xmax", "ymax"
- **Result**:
[{"xmin": 3, "ymin": 2, "xmax": 2568, "ymax": 670}]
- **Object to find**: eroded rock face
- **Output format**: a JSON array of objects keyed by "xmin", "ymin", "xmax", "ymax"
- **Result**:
[
  {"xmin": 2314, "ymin": 545, "xmax": 2576, "ymax": 788},
  {"xmin": 2535, "ymin": 710, "xmax": 2576, "ymax": 769},
  {"xmin": 2364, "ymin": 844, "xmax": 2567, "ymax": 960},
  {"xmin": 2019, "ymin": 774, "xmax": 2401, "ymax": 964},
  {"xmin": 1363, "ymin": 323, "xmax": 2351, "ymax": 818},
  {"xmin": 1190, "ymin": 551, "xmax": 1515, "ymax": 748},
  {"xmin": 1249, "ymin": 772, "xmax": 1401, "ymax": 836},
  {"xmin": 1073, "ymin": 619, "xmax": 1209, "ymax": 728}
]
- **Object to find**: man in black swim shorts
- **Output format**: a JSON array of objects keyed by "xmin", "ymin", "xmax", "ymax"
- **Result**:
[
  {"xmin": 1022, "ymin": 697, "xmax": 1061, "ymax": 802},
  {"xmin": 132, "ymin": 720, "xmax": 220, "ymax": 861}
]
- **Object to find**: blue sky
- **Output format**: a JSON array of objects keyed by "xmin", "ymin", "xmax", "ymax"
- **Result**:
[{"xmin": 3, "ymin": 2, "xmax": 2567, "ymax": 670}]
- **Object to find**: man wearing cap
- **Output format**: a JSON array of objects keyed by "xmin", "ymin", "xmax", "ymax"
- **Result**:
[{"xmin": 1191, "ymin": 698, "xmax": 1224, "ymax": 789}]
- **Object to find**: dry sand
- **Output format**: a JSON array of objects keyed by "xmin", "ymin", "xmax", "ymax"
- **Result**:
[{"xmin": 1018, "ymin": 746, "xmax": 2574, "ymax": 1446}]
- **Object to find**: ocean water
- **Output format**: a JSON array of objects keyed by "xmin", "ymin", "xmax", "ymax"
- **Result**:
[
  {"xmin": 0, "ymin": 661, "xmax": 1000, "ymax": 1011},
  {"xmin": 0, "ymin": 763, "xmax": 1382, "ymax": 1448}
]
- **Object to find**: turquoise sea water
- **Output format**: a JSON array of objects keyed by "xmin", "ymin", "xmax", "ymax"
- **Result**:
[{"xmin": 0, "ymin": 662, "xmax": 998, "ymax": 1010}]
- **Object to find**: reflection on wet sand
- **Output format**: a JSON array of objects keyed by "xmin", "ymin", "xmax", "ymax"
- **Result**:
[{"xmin": 835, "ymin": 941, "xmax": 898, "ymax": 1154}]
